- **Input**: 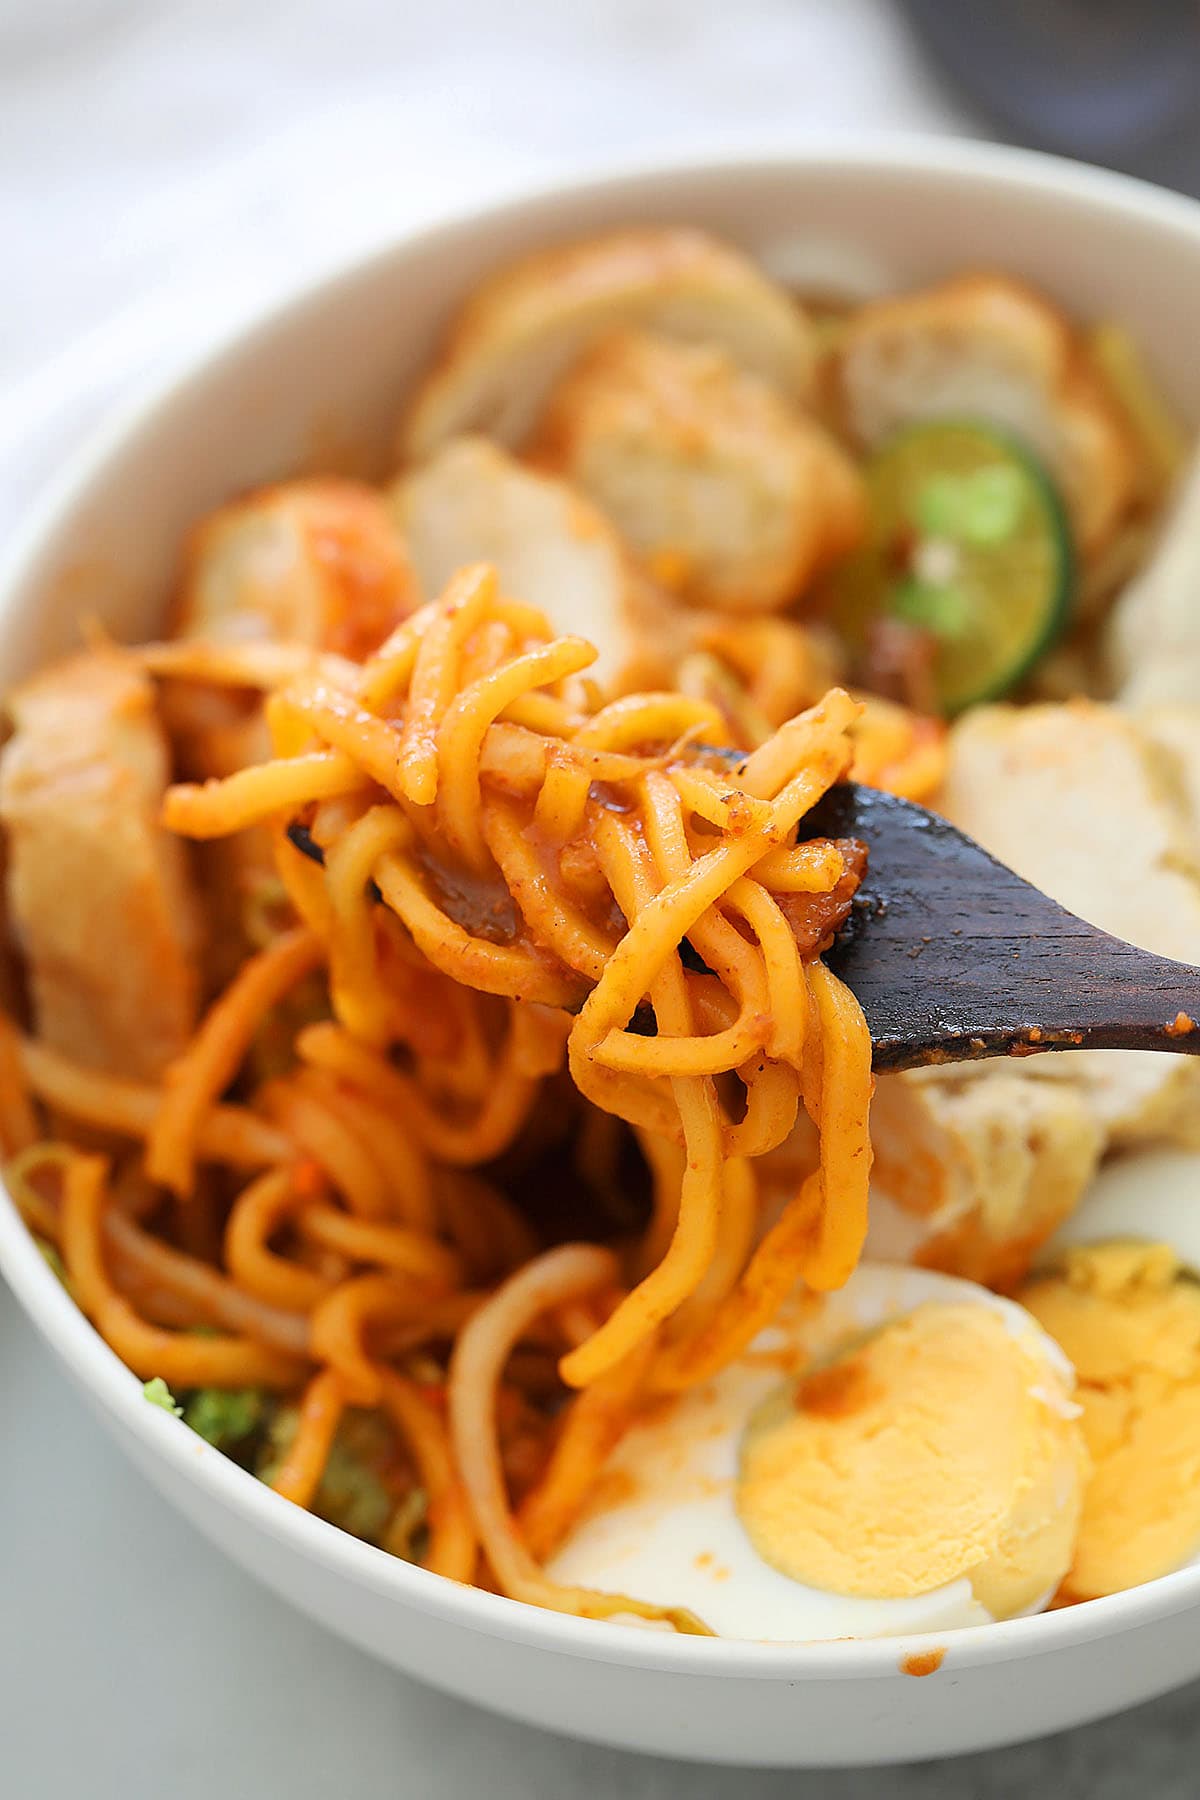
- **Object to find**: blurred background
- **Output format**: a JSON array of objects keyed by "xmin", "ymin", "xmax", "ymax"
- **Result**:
[{"xmin": 6, "ymin": 0, "xmax": 1199, "ymax": 541}]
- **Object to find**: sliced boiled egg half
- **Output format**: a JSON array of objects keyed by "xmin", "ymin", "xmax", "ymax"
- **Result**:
[
  {"xmin": 547, "ymin": 1263, "xmax": 1086, "ymax": 1640},
  {"xmin": 1019, "ymin": 1148, "xmax": 1200, "ymax": 1602}
]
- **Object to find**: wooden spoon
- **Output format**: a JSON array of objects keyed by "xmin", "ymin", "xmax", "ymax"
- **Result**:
[{"xmin": 804, "ymin": 783, "xmax": 1200, "ymax": 1073}]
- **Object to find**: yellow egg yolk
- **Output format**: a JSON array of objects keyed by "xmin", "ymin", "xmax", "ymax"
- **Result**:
[
  {"xmin": 736, "ymin": 1300, "xmax": 1086, "ymax": 1616},
  {"xmin": 1019, "ymin": 1240, "xmax": 1200, "ymax": 1601}
]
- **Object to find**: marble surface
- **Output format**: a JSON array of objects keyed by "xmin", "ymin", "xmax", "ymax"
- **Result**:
[
  {"xmin": 4, "ymin": 2, "xmax": 1200, "ymax": 1793},
  {"xmin": 5, "ymin": 1288, "xmax": 1200, "ymax": 1797}
]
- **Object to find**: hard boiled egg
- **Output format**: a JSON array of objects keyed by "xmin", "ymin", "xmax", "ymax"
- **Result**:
[
  {"xmin": 547, "ymin": 1263, "xmax": 1085, "ymax": 1641},
  {"xmin": 1021, "ymin": 1147, "xmax": 1200, "ymax": 1601}
]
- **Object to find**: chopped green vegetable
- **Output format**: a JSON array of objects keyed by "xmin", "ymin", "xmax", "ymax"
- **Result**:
[
  {"xmin": 249, "ymin": 973, "xmax": 332, "ymax": 1084},
  {"xmin": 830, "ymin": 420, "xmax": 1073, "ymax": 714},
  {"xmin": 257, "ymin": 1406, "xmax": 397, "ymax": 1544},
  {"xmin": 143, "ymin": 1377, "xmax": 183, "ymax": 1417},
  {"xmin": 34, "ymin": 1236, "xmax": 72, "ymax": 1294},
  {"xmin": 184, "ymin": 1387, "xmax": 268, "ymax": 1450},
  {"xmin": 383, "ymin": 1486, "xmax": 429, "ymax": 1562},
  {"xmin": 242, "ymin": 874, "xmax": 292, "ymax": 950}
]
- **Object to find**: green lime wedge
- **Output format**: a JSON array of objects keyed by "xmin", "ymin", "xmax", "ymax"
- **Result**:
[{"xmin": 831, "ymin": 421, "xmax": 1074, "ymax": 714}]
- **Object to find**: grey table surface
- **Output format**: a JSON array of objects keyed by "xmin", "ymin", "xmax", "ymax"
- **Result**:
[{"xmin": 4, "ymin": 1285, "xmax": 1199, "ymax": 1800}]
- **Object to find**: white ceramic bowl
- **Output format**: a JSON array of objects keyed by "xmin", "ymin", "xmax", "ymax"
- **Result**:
[{"xmin": 5, "ymin": 139, "xmax": 1200, "ymax": 1768}]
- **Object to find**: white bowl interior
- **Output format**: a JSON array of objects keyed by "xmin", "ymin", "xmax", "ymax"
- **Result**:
[{"xmin": 5, "ymin": 139, "xmax": 1200, "ymax": 1765}]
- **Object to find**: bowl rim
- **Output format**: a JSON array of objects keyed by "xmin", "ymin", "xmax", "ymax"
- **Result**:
[{"xmin": 5, "ymin": 131, "xmax": 1200, "ymax": 1680}]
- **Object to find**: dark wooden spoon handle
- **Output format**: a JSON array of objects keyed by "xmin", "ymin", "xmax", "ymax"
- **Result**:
[{"xmin": 803, "ymin": 785, "xmax": 1200, "ymax": 1072}]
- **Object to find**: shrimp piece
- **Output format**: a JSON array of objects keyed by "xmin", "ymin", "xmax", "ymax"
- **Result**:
[
  {"xmin": 169, "ymin": 479, "xmax": 418, "ymax": 964},
  {"xmin": 175, "ymin": 477, "xmax": 417, "ymax": 661}
]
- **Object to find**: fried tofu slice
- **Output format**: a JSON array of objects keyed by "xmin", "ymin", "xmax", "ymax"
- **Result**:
[
  {"xmin": 0, "ymin": 649, "xmax": 200, "ymax": 1079},
  {"xmin": 390, "ymin": 436, "xmax": 691, "ymax": 690},
  {"xmin": 398, "ymin": 228, "xmax": 817, "ymax": 461},
  {"xmin": 174, "ymin": 477, "xmax": 417, "ymax": 661},
  {"xmin": 1109, "ymin": 453, "xmax": 1200, "ymax": 705},
  {"xmin": 835, "ymin": 273, "xmax": 1136, "ymax": 559},
  {"xmin": 531, "ymin": 329, "xmax": 865, "ymax": 613}
]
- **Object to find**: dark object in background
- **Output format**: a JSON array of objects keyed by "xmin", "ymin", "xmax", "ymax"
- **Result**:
[{"xmin": 899, "ymin": 0, "xmax": 1200, "ymax": 194}]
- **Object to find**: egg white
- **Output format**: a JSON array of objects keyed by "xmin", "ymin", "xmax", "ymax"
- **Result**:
[
  {"xmin": 1045, "ymin": 1148, "xmax": 1200, "ymax": 1265},
  {"xmin": 546, "ymin": 1262, "xmax": 1069, "ymax": 1641}
]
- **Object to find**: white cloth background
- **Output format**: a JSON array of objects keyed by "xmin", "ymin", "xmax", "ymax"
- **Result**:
[
  {"xmin": 0, "ymin": 0, "xmax": 968, "ymax": 534},
  {"xmin": 2, "ymin": 5, "xmax": 1196, "ymax": 1796}
]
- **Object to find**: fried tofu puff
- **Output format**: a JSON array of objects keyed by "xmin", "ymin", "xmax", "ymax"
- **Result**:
[
  {"xmin": 399, "ymin": 228, "xmax": 817, "ymax": 461},
  {"xmin": 0, "ymin": 649, "xmax": 200, "ymax": 1079},
  {"xmin": 531, "ymin": 330, "xmax": 865, "ymax": 613},
  {"xmin": 835, "ymin": 273, "xmax": 1136, "ymax": 560}
]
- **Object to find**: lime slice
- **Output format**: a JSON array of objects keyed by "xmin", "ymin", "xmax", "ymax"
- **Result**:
[{"xmin": 831, "ymin": 421, "xmax": 1073, "ymax": 714}]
